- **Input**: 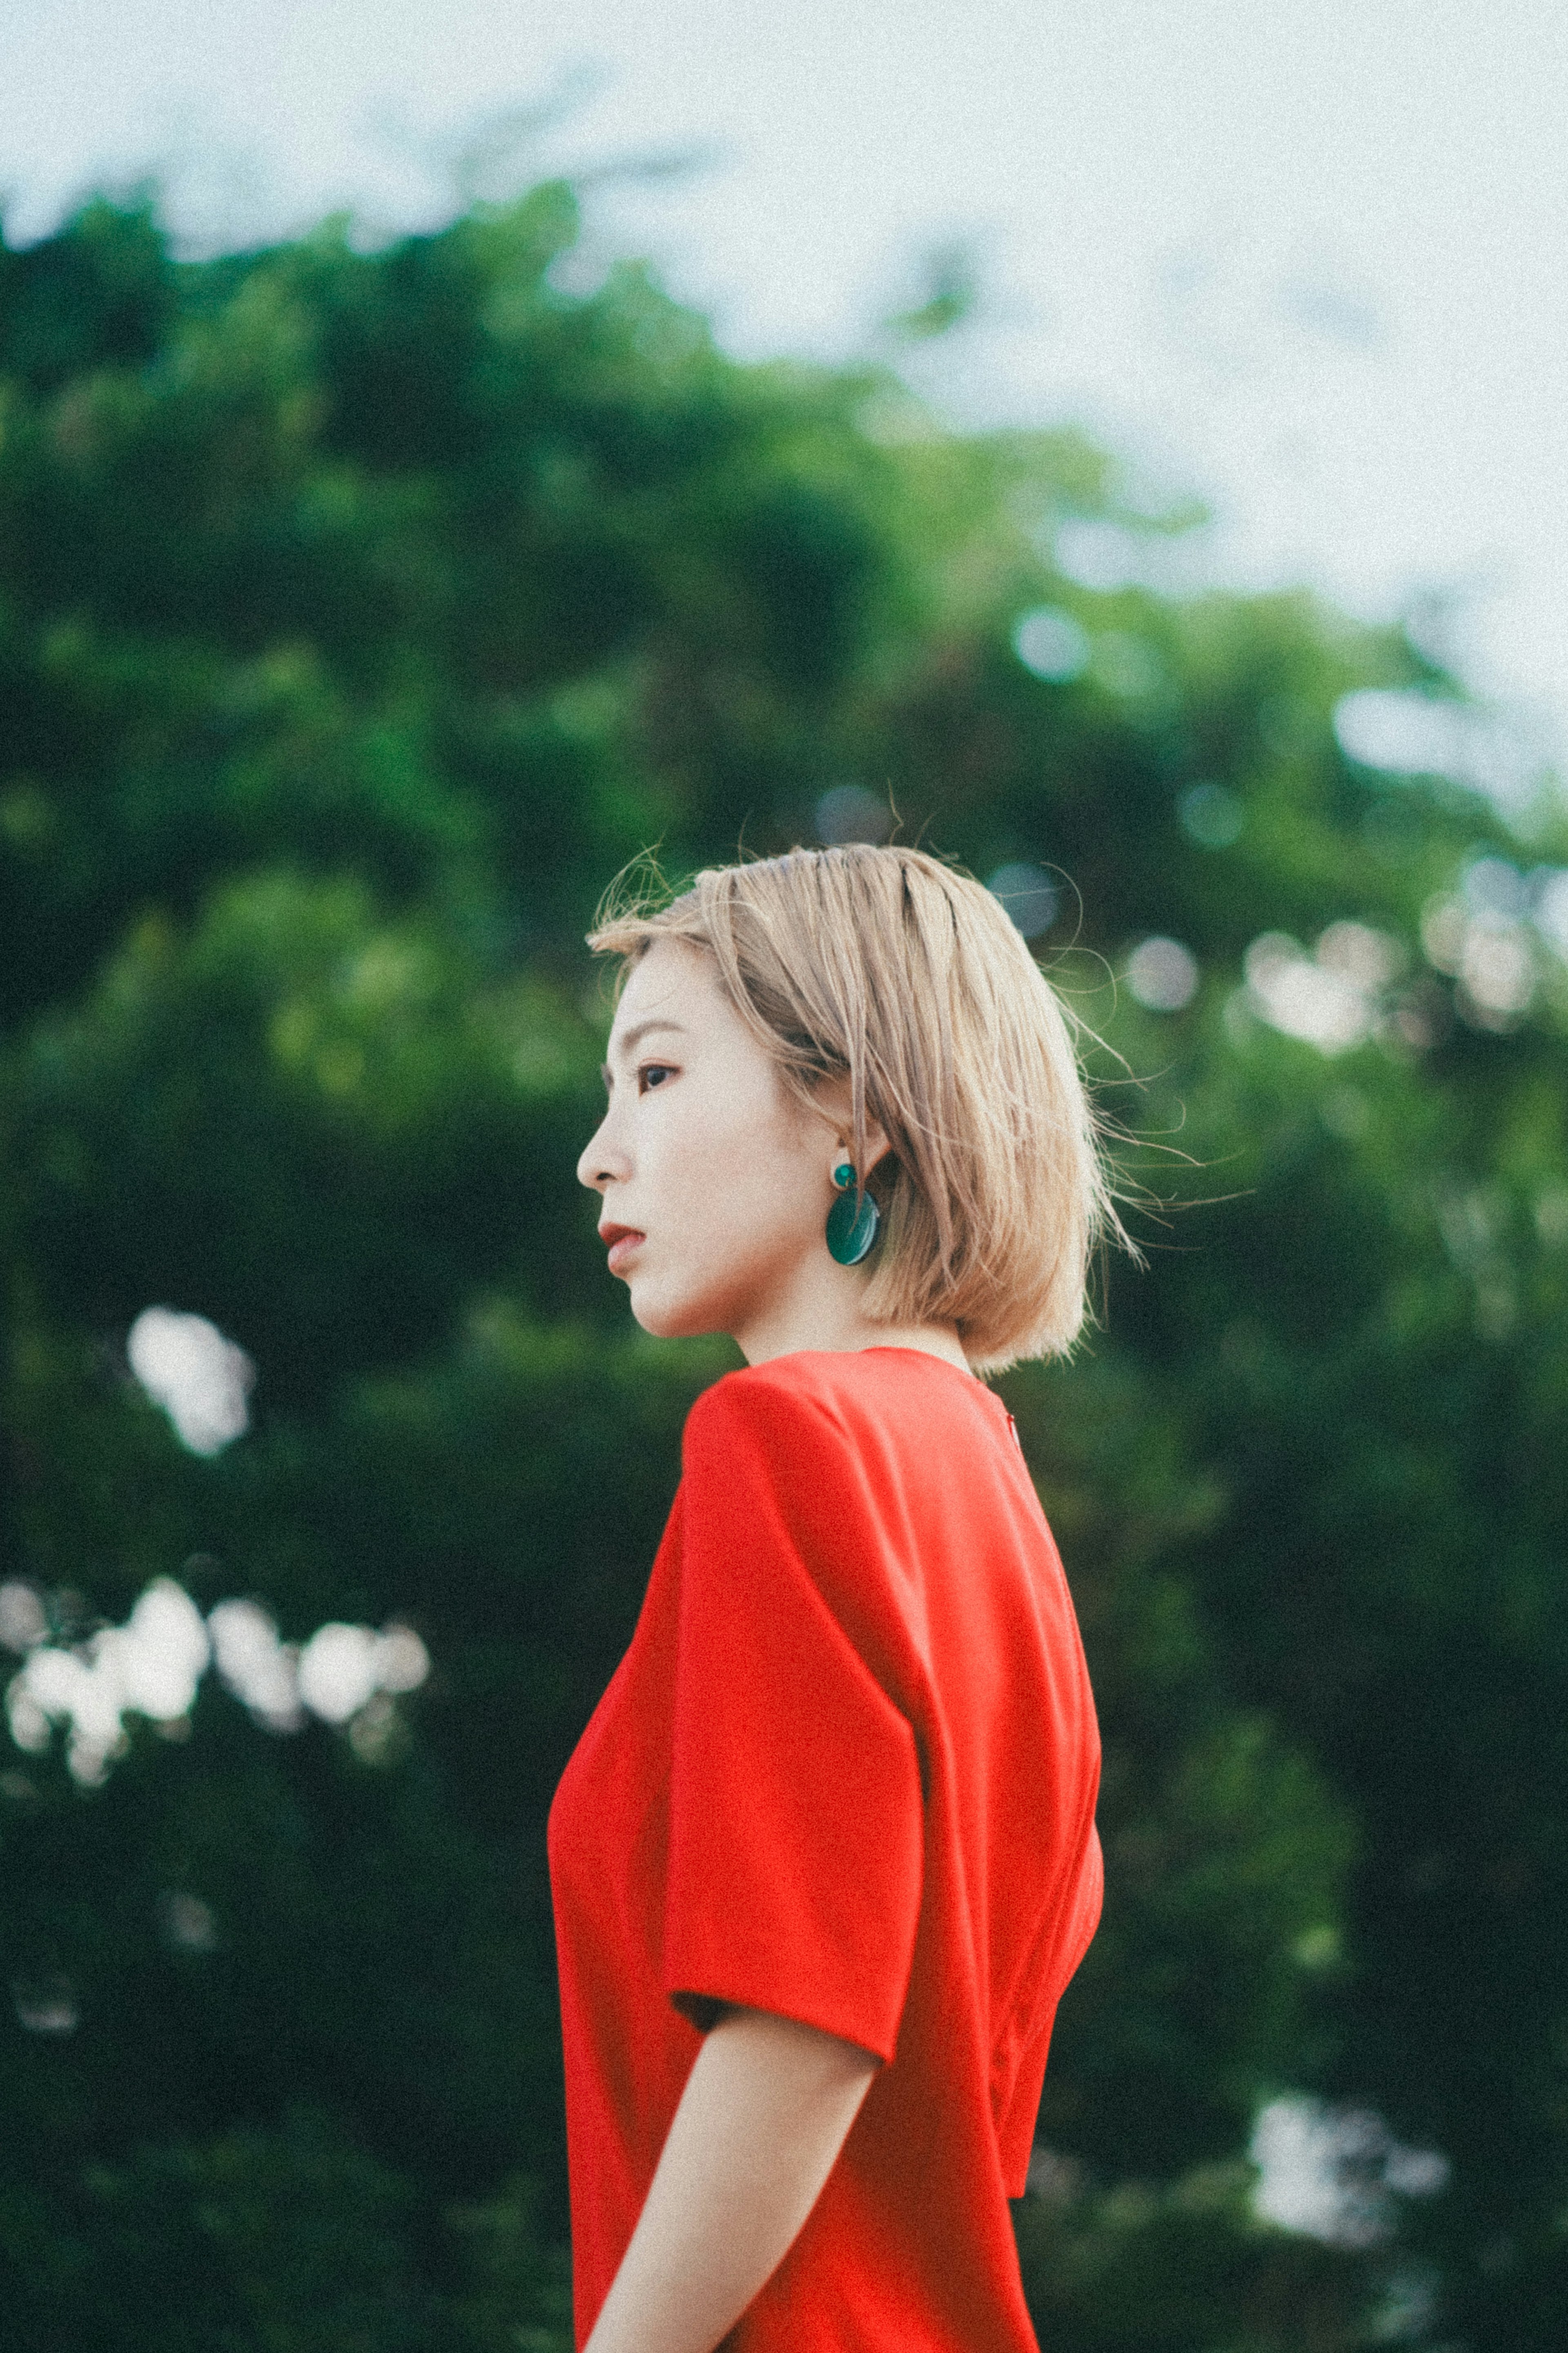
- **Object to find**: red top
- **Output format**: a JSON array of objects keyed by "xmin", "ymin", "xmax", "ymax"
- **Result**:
[{"xmin": 547, "ymin": 1346, "xmax": 1103, "ymax": 2352}]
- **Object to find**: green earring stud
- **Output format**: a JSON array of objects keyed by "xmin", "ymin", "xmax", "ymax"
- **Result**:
[{"xmin": 826, "ymin": 1160, "xmax": 880, "ymax": 1266}]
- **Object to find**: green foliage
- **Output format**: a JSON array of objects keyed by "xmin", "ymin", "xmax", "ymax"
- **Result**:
[
  {"xmin": 2, "ymin": 182, "xmax": 1567, "ymax": 2347},
  {"xmin": 1013, "ymin": 2158, "xmax": 1380, "ymax": 2353}
]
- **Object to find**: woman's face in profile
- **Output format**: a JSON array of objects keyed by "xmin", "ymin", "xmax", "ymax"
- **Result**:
[{"xmin": 577, "ymin": 938, "xmax": 850, "ymax": 1344}]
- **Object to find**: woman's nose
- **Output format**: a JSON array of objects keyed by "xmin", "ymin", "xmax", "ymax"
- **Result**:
[{"xmin": 577, "ymin": 1114, "xmax": 621, "ymax": 1192}]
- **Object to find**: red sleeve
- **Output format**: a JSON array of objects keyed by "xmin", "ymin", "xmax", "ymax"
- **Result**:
[{"xmin": 661, "ymin": 1374, "xmax": 924, "ymax": 2065}]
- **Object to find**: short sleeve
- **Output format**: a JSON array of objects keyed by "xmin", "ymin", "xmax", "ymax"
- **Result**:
[{"xmin": 661, "ymin": 1374, "xmax": 924, "ymax": 2065}]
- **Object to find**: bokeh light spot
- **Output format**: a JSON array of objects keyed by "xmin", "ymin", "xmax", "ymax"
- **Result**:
[
  {"xmin": 127, "ymin": 1308, "xmax": 255, "ymax": 1456},
  {"xmin": 297, "ymin": 1624, "xmax": 383, "ymax": 1724},
  {"xmin": 1316, "ymin": 921, "xmax": 1406, "ymax": 992},
  {"xmin": 160, "ymin": 1891, "xmax": 218, "ymax": 1952},
  {"xmin": 1012, "ymin": 606, "xmax": 1089, "ymax": 682},
  {"xmin": 1126, "ymin": 937, "xmax": 1199, "ymax": 1010},
  {"xmin": 207, "ymin": 1599, "xmax": 305, "ymax": 1733},
  {"xmin": 1420, "ymin": 874, "xmax": 1538, "ymax": 1030},
  {"xmin": 986, "ymin": 862, "xmax": 1058, "ymax": 939},
  {"xmin": 1178, "ymin": 781, "xmax": 1244, "ymax": 848},
  {"xmin": 374, "ymin": 1625, "xmax": 432, "ymax": 1695},
  {"xmin": 12, "ymin": 1975, "xmax": 78, "ymax": 2035},
  {"xmin": 1244, "ymin": 932, "xmax": 1376, "ymax": 1053},
  {"xmin": 1250, "ymin": 2097, "xmax": 1448, "ymax": 2249},
  {"xmin": 0, "ymin": 1583, "xmax": 47, "ymax": 1654}
]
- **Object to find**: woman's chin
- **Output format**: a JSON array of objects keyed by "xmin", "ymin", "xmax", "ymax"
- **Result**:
[
  {"xmin": 628, "ymin": 1281, "xmax": 720, "ymax": 1344},
  {"xmin": 626, "ymin": 1284, "xmax": 682, "ymax": 1339}
]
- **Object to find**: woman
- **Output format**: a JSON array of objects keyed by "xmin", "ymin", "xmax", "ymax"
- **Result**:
[{"xmin": 550, "ymin": 843, "xmax": 1115, "ymax": 2353}]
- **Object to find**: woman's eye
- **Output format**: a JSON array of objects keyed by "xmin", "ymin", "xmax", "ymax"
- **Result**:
[{"xmin": 637, "ymin": 1064, "xmax": 675, "ymax": 1093}]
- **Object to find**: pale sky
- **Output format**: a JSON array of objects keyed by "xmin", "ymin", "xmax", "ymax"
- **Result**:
[{"xmin": 4, "ymin": 0, "xmax": 1566, "ymax": 789}]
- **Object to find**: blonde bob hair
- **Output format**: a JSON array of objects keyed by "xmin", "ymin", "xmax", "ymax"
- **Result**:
[{"xmin": 586, "ymin": 843, "xmax": 1120, "ymax": 1377}]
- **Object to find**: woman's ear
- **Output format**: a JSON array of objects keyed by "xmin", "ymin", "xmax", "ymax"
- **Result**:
[
  {"xmin": 858, "ymin": 1115, "xmax": 894, "ymax": 1180},
  {"xmin": 811, "ymin": 1071, "xmax": 893, "ymax": 1179}
]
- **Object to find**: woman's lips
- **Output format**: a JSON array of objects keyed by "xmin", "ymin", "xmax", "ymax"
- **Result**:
[{"xmin": 607, "ymin": 1232, "xmax": 645, "ymax": 1275}]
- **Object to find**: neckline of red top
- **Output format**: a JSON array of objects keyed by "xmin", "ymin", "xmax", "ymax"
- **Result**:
[
  {"xmin": 861, "ymin": 1343, "xmax": 989, "ymax": 1385},
  {"xmin": 766, "ymin": 1342, "xmax": 1010, "ymax": 1415}
]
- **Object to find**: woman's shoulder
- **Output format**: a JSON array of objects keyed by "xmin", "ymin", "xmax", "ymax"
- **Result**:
[{"xmin": 682, "ymin": 1351, "xmax": 851, "ymax": 1457}]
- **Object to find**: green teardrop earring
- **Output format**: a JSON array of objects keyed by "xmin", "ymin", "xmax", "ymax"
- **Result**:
[{"xmin": 826, "ymin": 1160, "xmax": 880, "ymax": 1267}]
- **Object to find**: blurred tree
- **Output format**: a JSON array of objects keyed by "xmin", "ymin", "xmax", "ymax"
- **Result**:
[{"xmin": 1, "ymin": 183, "xmax": 1565, "ymax": 2349}]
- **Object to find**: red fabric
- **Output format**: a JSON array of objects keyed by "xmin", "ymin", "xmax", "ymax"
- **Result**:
[{"xmin": 547, "ymin": 1347, "xmax": 1103, "ymax": 2351}]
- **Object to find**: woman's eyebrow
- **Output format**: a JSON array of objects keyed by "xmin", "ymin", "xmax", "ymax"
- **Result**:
[{"xmin": 599, "ymin": 1019, "xmax": 687, "ymax": 1088}]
